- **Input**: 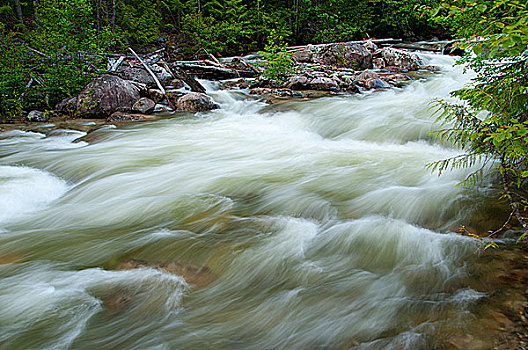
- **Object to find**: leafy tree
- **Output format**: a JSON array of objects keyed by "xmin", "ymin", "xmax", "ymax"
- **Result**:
[
  {"xmin": 426, "ymin": 0, "xmax": 528, "ymax": 240},
  {"xmin": 256, "ymin": 29, "xmax": 295, "ymax": 81}
]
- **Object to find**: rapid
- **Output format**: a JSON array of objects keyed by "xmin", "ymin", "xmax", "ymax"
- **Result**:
[{"xmin": 0, "ymin": 53, "xmax": 518, "ymax": 349}]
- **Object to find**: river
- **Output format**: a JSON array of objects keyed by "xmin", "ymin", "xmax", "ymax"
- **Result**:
[{"xmin": 0, "ymin": 53, "xmax": 522, "ymax": 349}]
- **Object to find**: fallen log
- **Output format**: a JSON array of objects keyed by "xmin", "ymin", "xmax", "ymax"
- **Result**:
[
  {"xmin": 109, "ymin": 55, "xmax": 125, "ymax": 72},
  {"xmin": 128, "ymin": 47, "xmax": 176, "ymax": 110},
  {"xmin": 174, "ymin": 62, "xmax": 256, "ymax": 79},
  {"xmin": 162, "ymin": 62, "xmax": 206, "ymax": 93},
  {"xmin": 286, "ymin": 38, "xmax": 402, "ymax": 52},
  {"xmin": 387, "ymin": 43, "xmax": 442, "ymax": 52}
]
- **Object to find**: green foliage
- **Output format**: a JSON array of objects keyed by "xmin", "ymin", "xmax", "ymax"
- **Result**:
[
  {"xmin": 427, "ymin": 0, "xmax": 528, "ymax": 239},
  {"xmin": 117, "ymin": 0, "xmax": 161, "ymax": 45},
  {"xmin": 0, "ymin": 0, "xmax": 117, "ymax": 117},
  {"xmin": 0, "ymin": 28, "xmax": 30, "ymax": 117},
  {"xmin": 256, "ymin": 29, "xmax": 295, "ymax": 82}
]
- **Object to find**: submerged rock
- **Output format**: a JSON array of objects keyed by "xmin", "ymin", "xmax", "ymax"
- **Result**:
[
  {"xmin": 176, "ymin": 92, "xmax": 216, "ymax": 112},
  {"xmin": 107, "ymin": 111, "xmax": 156, "ymax": 123},
  {"xmin": 116, "ymin": 259, "xmax": 215, "ymax": 289}
]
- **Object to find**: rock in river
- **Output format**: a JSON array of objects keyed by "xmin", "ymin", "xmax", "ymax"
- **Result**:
[
  {"xmin": 58, "ymin": 75, "xmax": 146, "ymax": 118},
  {"xmin": 176, "ymin": 92, "xmax": 216, "ymax": 112},
  {"xmin": 315, "ymin": 42, "xmax": 372, "ymax": 70},
  {"xmin": 132, "ymin": 97, "xmax": 156, "ymax": 114}
]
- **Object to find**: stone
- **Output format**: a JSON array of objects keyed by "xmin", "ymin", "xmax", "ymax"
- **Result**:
[
  {"xmin": 356, "ymin": 69, "xmax": 380, "ymax": 81},
  {"xmin": 315, "ymin": 42, "xmax": 372, "ymax": 69},
  {"xmin": 132, "ymin": 97, "xmax": 156, "ymax": 114},
  {"xmin": 381, "ymin": 47, "xmax": 421, "ymax": 71},
  {"xmin": 115, "ymin": 63, "xmax": 172, "ymax": 88},
  {"xmin": 27, "ymin": 110, "xmax": 47, "ymax": 122},
  {"xmin": 107, "ymin": 111, "xmax": 155, "ymax": 123},
  {"xmin": 148, "ymin": 89, "xmax": 164, "ymax": 103},
  {"xmin": 171, "ymin": 79, "xmax": 184, "ymax": 89},
  {"xmin": 310, "ymin": 77, "xmax": 339, "ymax": 91},
  {"xmin": 292, "ymin": 49, "xmax": 314, "ymax": 63},
  {"xmin": 72, "ymin": 75, "xmax": 146, "ymax": 118},
  {"xmin": 176, "ymin": 92, "xmax": 216, "ymax": 112},
  {"xmin": 55, "ymin": 97, "xmax": 78, "ymax": 116},
  {"xmin": 153, "ymin": 104, "xmax": 174, "ymax": 113},
  {"xmin": 373, "ymin": 57, "xmax": 386, "ymax": 69},
  {"xmin": 287, "ymin": 75, "xmax": 310, "ymax": 90},
  {"xmin": 116, "ymin": 259, "xmax": 214, "ymax": 289},
  {"xmin": 366, "ymin": 78, "xmax": 391, "ymax": 89},
  {"xmin": 363, "ymin": 40, "xmax": 378, "ymax": 52}
]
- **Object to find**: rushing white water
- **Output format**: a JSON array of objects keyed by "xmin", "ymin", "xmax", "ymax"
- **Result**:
[{"xmin": 0, "ymin": 54, "xmax": 504, "ymax": 349}]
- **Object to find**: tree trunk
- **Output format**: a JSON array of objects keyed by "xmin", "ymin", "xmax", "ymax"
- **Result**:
[
  {"xmin": 33, "ymin": 0, "xmax": 39, "ymax": 26},
  {"xmin": 111, "ymin": 0, "xmax": 116, "ymax": 32},
  {"xmin": 14, "ymin": 0, "xmax": 25, "ymax": 27}
]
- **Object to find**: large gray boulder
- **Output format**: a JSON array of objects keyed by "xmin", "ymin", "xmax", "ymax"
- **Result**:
[
  {"xmin": 176, "ymin": 93, "xmax": 216, "ymax": 112},
  {"xmin": 310, "ymin": 77, "xmax": 339, "ymax": 91},
  {"xmin": 287, "ymin": 75, "xmax": 310, "ymax": 90},
  {"xmin": 315, "ymin": 43, "xmax": 372, "ymax": 69},
  {"xmin": 59, "ymin": 75, "xmax": 146, "ymax": 118},
  {"xmin": 115, "ymin": 63, "xmax": 172, "ymax": 88},
  {"xmin": 381, "ymin": 48, "xmax": 421, "ymax": 71}
]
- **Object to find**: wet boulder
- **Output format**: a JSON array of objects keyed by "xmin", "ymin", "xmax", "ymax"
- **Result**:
[
  {"xmin": 373, "ymin": 58, "xmax": 386, "ymax": 69},
  {"xmin": 310, "ymin": 77, "xmax": 339, "ymax": 91},
  {"xmin": 363, "ymin": 40, "xmax": 378, "ymax": 52},
  {"xmin": 132, "ymin": 97, "xmax": 156, "ymax": 114},
  {"xmin": 107, "ymin": 111, "xmax": 156, "ymax": 123},
  {"xmin": 381, "ymin": 48, "xmax": 421, "ymax": 71},
  {"xmin": 176, "ymin": 92, "xmax": 216, "ymax": 112},
  {"xmin": 287, "ymin": 75, "xmax": 310, "ymax": 90},
  {"xmin": 27, "ymin": 110, "xmax": 47, "ymax": 122},
  {"xmin": 365, "ymin": 78, "xmax": 391, "ymax": 89},
  {"xmin": 148, "ymin": 89, "xmax": 165, "ymax": 103},
  {"xmin": 315, "ymin": 42, "xmax": 372, "ymax": 69},
  {"xmin": 66, "ymin": 75, "xmax": 146, "ymax": 118},
  {"xmin": 356, "ymin": 70, "xmax": 380, "ymax": 82},
  {"xmin": 154, "ymin": 104, "xmax": 173, "ymax": 113}
]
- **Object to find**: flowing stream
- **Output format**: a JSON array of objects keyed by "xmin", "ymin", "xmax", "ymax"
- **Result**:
[{"xmin": 0, "ymin": 54, "xmax": 518, "ymax": 349}]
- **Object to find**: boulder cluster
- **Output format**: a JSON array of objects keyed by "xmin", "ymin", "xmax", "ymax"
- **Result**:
[
  {"xmin": 27, "ymin": 40, "xmax": 438, "ymax": 122},
  {"xmin": 224, "ymin": 41, "xmax": 430, "ymax": 101},
  {"xmin": 53, "ymin": 57, "xmax": 216, "ymax": 122}
]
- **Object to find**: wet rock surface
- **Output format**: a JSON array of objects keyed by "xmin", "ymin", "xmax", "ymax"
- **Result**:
[
  {"xmin": 132, "ymin": 97, "xmax": 156, "ymax": 114},
  {"xmin": 116, "ymin": 258, "xmax": 215, "ymax": 289},
  {"xmin": 58, "ymin": 75, "xmax": 145, "ymax": 118},
  {"xmin": 176, "ymin": 92, "xmax": 216, "ymax": 112},
  {"xmin": 315, "ymin": 42, "xmax": 372, "ymax": 69},
  {"xmin": 107, "ymin": 111, "xmax": 157, "ymax": 123},
  {"xmin": 26, "ymin": 110, "xmax": 47, "ymax": 122}
]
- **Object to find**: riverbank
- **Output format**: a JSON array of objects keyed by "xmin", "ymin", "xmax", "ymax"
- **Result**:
[{"xmin": 2, "ymin": 39, "xmax": 447, "ymax": 126}]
